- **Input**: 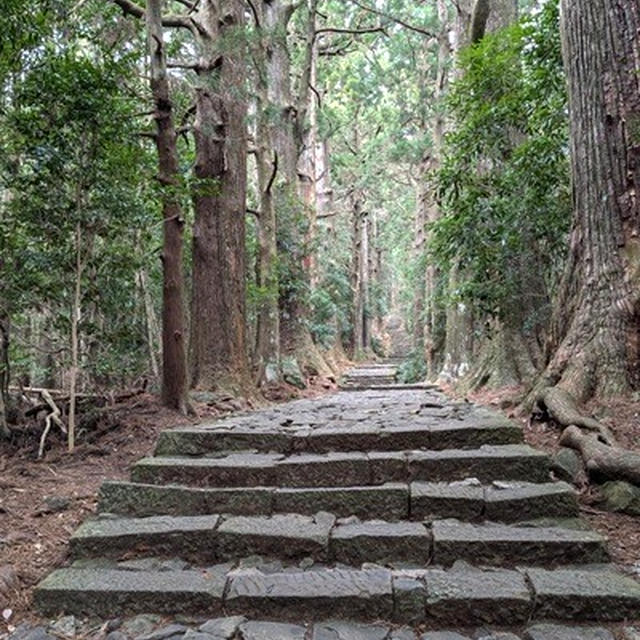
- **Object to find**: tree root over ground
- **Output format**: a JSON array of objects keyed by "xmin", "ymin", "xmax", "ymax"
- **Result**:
[{"xmin": 536, "ymin": 386, "xmax": 640, "ymax": 488}]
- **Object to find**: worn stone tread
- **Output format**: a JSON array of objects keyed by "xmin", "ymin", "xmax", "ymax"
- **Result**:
[
  {"xmin": 225, "ymin": 567, "xmax": 394, "ymax": 621},
  {"xmin": 34, "ymin": 568, "xmax": 227, "ymax": 616},
  {"xmin": 70, "ymin": 515, "xmax": 220, "ymax": 558},
  {"xmin": 132, "ymin": 446, "xmax": 549, "ymax": 488},
  {"xmin": 98, "ymin": 481, "xmax": 275, "ymax": 517},
  {"xmin": 526, "ymin": 567, "xmax": 640, "ymax": 620},
  {"xmin": 408, "ymin": 445, "xmax": 550, "ymax": 483},
  {"xmin": 330, "ymin": 520, "xmax": 431, "ymax": 565},
  {"xmin": 432, "ymin": 520, "xmax": 608, "ymax": 566},
  {"xmin": 424, "ymin": 567, "xmax": 532, "ymax": 625},
  {"xmin": 154, "ymin": 418, "xmax": 522, "ymax": 457},
  {"xmin": 484, "ymin": 481, "xmax": 579, "ymax": 522}
]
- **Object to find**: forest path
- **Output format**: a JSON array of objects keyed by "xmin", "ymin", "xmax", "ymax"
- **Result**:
[{"xmin": 33, "ymin": 365, "xmax": 640, "ymax": 638}]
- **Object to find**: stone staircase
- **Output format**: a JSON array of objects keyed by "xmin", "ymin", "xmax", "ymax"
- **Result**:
[
  {"xmin": 35, "ymin": 368, "xmax": 640, "ymax": 636},
  {"xmin": 340, "ymin": 363, "xmax": 399, "ymax": 389}
]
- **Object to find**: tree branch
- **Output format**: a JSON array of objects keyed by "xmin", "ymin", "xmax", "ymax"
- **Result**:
[
  {"xmin": 346, "ymin": 0, "xmax": 436, "ymax": 37},
  {"xmin": 110, "ymin": 0, "xmax": 194, "ymax": 31},
  {"xmin": 316, "ymin": 26, "xmax": 387, "ymax": 37},
  {"xmin": 245, "ymin": 0, "xmax": 260, "ymax": 28},
  {"xmin": 267, "ymin": 151, "xmax": 279, "ymax": 195}
]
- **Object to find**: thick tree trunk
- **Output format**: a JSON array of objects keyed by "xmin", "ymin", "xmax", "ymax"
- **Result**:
[
  {"xmin": 190, "ymin": 0, "xmax": 252, "ymax": 394},
  {"xmin": 263, "ymin": 0, "xmax": 330, "ymax": 377},
  {"xmin": 146, "ymin": 0, "xmax": 189, "ymax": 414},
  {"xmin": 537, "ymin": 0, "xmax": 640, "ymax": 403}
]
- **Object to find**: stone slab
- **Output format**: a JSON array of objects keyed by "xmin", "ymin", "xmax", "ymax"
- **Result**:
[
  {"xmin": 429, "ymin": 416, "xmax": 522, "ymax": 450},
  {"xmin": 424, "ymin": 568, "xmax": 532, "ymax": 625},
  {"xmin": 410, "ymin": 482, "xmax": 484, "ymax": 521},
  {"xmin": 524, "ymin": 624, "xmax": 615, "ymax": 640},
  {"xmin": 432, "ymin": 520, "xmax": 607, "ymax": 566},
  {"xmin": 99, "ymin": 482, "xmax": 274, "ymax": 517},
  {"xmin": 238, "ymin": 621, "xmax": 307, "ymax": 640},
  {"xmin": 331, "ymin": 521, "xmax": 431, "ymax": 565},
  {"xmin": 70, "ymin": 515, "xmax": 220, "ymax": 559},
  {"xmin": 34, "ymin": 568, "xmax": 226, "ymax": 616},
  {"xmin": 311, "ymin": 621, "xmax": 389, "ymax": 640},
  {"xmin": 155, "ymin": 428, "xmax": 291, "ymax": 456},
  {"xmin": 198, "ymin": 617, "xmax": 247, "ymax": 639},
  {"xmin": 217, "ymin": 513, "xmax": 334, "ymax": 561},
  {"xmin": 527, "ymin": 568, "xmax": 640, "ymax": 620},
  {"xmin": 273, "ymin": 484, "xmax": 409, "ymax": 520},
  {"xmin": 485, "ymin": 482, "xmax": 579, "ymax": 522},
  {"xmin": 275, "ymin": 452, "xmax": 371, "ymax": 487},
  {"xmin": 368, "ymin": 452, "xmax": 409, "ymax": 484},
  {"xmin": 392, "ymin": 575, "xmax": 427, "ymax": 624},
  {"xmin": 408, "ymin": 446, "xmax": 549, "ymax": 484},
  {"xmin": 226, "ymin": 567, "xmax": 393, "ymax": 621},
  {"xmin": 131, "ymin": 454, "xmax": 283, "ymax": 487}
]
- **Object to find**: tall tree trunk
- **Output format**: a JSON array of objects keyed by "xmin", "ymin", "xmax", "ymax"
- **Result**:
[
  {"xmin": 350, "ymin": 197, "xmax": 367, "ymax": 358},
  {"xmin": 146, "ymin": 0, "xmax": 189, "ymax": 414},
  {"xmin": 0, "ymin": 308, "xmax": 9, "ymax": 439},
  {"xmin": 67, "ymin": 221, "xmax": 83, "ymax": 452},
  {"xmin": 535, "ymin": 0, "xmax": 640, "ymax": 403},
  {"xmin": 137, "ymin": 265, "xmax": 160, "ymax": 381},
  {"xmin": 190, "ymin": 0, "xmax": 252, "ymax": 394}
]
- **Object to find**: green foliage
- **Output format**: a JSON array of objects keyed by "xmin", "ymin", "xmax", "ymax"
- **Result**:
[
  {"xmin": 397, "ymin": 350, "xmax": 428, "ymax": 384},
  {"xmin": 1, "ymin": 36, "xmax": 159, "ymax": 387},
  {"xmin": 432, "ymin": 1, "xmax": 569, "ymax": 319}
]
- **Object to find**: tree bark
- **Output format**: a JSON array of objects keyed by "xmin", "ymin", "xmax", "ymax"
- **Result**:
[
  {"xmin": 0, "ymin": 309, "xmax": 9, "ymax": 439},
  {"xmin": 189, "ymin": 0, "xmax": 252, "ymax": 394},
  {"xmin": 146, "ymin": 0, "xmax": 189, "ymax": 414},
  {"xmin": 537, "ymin": 0, "xmax": 640, "ymax": 404}
]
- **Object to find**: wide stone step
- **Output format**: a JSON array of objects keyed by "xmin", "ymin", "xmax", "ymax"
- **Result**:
[
  {"xmin": 431, "ymin": 520, "xmax": 608, "ymax": 566},
  {"xmin": 154, "ymin": 416, "xmax": 523, "ymax": 456},
  {"xmin": 70, "ymin": 512, "xmax": 603, "ymax": 568},
  {"xmin": 131, "ymin": 445, "xmax": 550, "ymax": 488},
  {"xmin": 99, "ymin": 479, "xmax": 577, "ymax": 523},
  {"xmin": 34, "ymin": 564, "xmax": 640, "ymax": 623}
]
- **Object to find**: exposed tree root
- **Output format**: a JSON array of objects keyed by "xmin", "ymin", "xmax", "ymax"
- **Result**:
[
  {"xmin": 537, "ymin": 386, "xmax": 618, "ymax": 446},
  {"xmin": 560, "ymin": 425, "xmax": 640, "ymax": 486}
]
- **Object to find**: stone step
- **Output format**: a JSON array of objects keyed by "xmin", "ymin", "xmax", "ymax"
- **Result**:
[
  {"xmin": 131, "ymin": 445, "xmax": 550, "ymax": 488},
  {"xmin": 70, "ymin": 512, "xmax": 602, "ymax": 568},
  {"xmin": 431, "ymin": 520, "xmax": 608, "ymax": 567},
  {"xmin": 154, "ymin": 417, "xmax": 523, "ymax": 456},
  {"xmin": 99, "ymin": 479, "xmax": 577, "ymax": 523},
  {"xmin": 34, "ymin": 564, "xmax": 640, "ymax": 623}
]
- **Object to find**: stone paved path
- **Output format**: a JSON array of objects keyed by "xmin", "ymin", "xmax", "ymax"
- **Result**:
[{"xmin": 33, "ymin": 364, "xmax": 640, "ymax": 639}]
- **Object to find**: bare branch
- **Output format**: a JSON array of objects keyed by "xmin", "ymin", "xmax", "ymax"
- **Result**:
[
  {"xmin": 110, "ymin": 0, "xmax": 194, "ymax": 31},
  {"xmin": 245, "ymin": 0, "xmax": 261, "ymax": 28},
  {"xmin": 266, "ymin": 151, "xmax": 279, "ymax": 195},
  {"xmin": 316, "ymin": 26, "xmax": 387, "ymax": 37},
  {"xmin": 346, "ymin": 0, "xmax": 436, "ymax": 37}
]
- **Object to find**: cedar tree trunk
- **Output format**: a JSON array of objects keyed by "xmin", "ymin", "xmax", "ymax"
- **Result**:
[
  {"xmin": 146, "ymin": 0, "xmax": 189, "ymax": 413},
  {"xmin": 539, "ymin": 0, "xmax": 640, "ymax": 403},
  {"xmin": 190, "ymin": 0, "xmax": 252, "ymax": 393}
]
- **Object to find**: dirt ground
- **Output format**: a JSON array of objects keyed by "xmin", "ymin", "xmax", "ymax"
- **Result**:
[
  {"xmin": 0, "ymin": 379, "xmax": 336, "ymax": 628},
  {"xmin": 1, "ymin": 378, "xmax": 639, "ymax": 633}
]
